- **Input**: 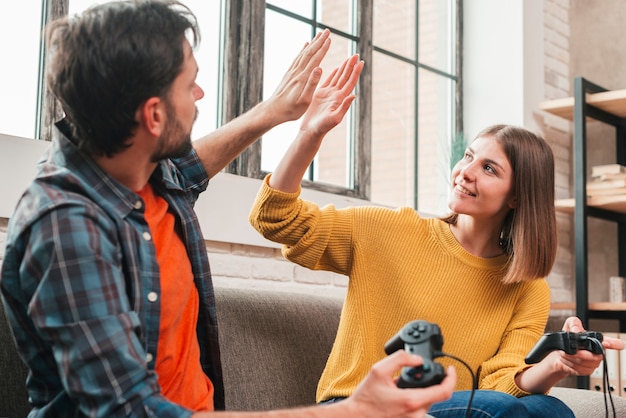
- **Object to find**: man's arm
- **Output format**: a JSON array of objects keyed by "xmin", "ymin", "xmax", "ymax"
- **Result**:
[
  {"xmin": 192, "ymin": 350, "xmax": 457, "ymax": 417},
  {"xmin": 193, "ymin": 29, "xmax": 331, "ymax": 179}
]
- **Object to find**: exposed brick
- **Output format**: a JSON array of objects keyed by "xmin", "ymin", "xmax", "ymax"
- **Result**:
[
  {"xmin": 293, "ymin": 264, "xmax": 334, "ymax": 285},
  {"xmin": 333, "ymin": 274, "xmax": 349, "ymax": 288},
  {"xmin": 545, "ymin": 56, "xmax": 569, "ymax": 78},
  {"xmin": 549, "ymin": 15, "xmax": 570, "ymax": 37},
  {"xmin": 545, "ymin": 0, "xmax": 569, "ymax": 22},
  {"xmin": 550, "ymin": 0, "xmax": 569, "ymax": 11},
  {"xmin": 551, "ymin": 288, "xmax": 575, "ymax": 304},
  {"xmin": 545, "ymin": 27, "xmax": 569, "ymax": 50},
  {"xmin": 250, "ymin": 256, "xmax": 294, "ymax": 282},
  {"xmin": 207, "ymin": 252, "xmax": 254, "ymax": 279},
  {"xmin": 205, "ymin": 240, "xmax": 232, "ymax": 254}
]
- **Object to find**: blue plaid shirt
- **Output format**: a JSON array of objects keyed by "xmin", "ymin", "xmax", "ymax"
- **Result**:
[{"xmin": 0, "ymin": 120, "xmax": 224, "ymax": 417}]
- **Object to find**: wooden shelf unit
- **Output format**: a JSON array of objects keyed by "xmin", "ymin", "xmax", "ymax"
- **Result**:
[
  {"xmin": 544, "ymin": 86, "xmax": 626, "ymax": 216},
  {"xmin": 540, "ymin": 88, "xmax": 626, "ymax": 120},
  {"xmin": 542, "ymin": 78, "xmax": 626, "ymax": 389},
  {"xmin": 555, "ymin": 196, "xmax": 626, "ymax": 214}
]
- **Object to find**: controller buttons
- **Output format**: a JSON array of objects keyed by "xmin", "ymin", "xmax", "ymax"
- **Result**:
[{"xmin": 408, "ymin": 323, "xmax": 428, "ymax": 338}]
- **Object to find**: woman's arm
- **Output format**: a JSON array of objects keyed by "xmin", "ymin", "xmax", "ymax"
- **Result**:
[
  {"xmin": 268, "ymin": 54, "xmax": 364, "ymax": 193},
  {"xmin": 515, "ymin": 316, "xmax": 625, "ymax": 393},
  {"xmin": 193, "ymin": 30, "xmax": 331, "ymax": 179}
]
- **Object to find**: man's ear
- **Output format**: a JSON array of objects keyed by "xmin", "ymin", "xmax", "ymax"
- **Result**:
[{"xmin": 137, "ymin": 97, "xmax": 164, "ymax": 137}]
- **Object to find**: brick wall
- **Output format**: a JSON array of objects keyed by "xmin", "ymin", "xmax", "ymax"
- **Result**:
[
  {"xmin": 0, "ymin": 217, "xmax": 348, "ymax": 298},
  {"xmin": 205, "ymin": 240, "xmax": 347, "ymax": 298},
  {"xmin": 541, "ymin": 0, "xmax": 575, "ymax": 315},
  {"xmin": 0, "ymin": 1, "xmax": 578, "ymax": 303}
]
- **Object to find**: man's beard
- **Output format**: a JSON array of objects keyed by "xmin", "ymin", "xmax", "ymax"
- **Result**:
[{"xmin": 150, "ymin": 103, "xmax": 197, "ymax": 162}]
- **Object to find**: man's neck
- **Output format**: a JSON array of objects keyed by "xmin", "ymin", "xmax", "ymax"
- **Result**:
[{"xmin": 92, "ymin": 149, "xmax": 158, "ymax": 192}]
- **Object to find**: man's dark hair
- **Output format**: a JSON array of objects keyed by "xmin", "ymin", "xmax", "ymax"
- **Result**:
[{"xmin": 46, "ymin": 0, "xmax": 200, "ymax": 157}]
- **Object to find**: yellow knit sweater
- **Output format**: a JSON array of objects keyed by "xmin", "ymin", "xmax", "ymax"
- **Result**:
[{"xmin": 249, "ymin": 175, "xmax": 550, "ymax": 401}]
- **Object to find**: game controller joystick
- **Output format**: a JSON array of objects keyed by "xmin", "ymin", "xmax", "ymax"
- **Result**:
[
  {"xmin": 525, "ymin": 331, "xmax": 604, "ymax": 364},
  {"xmin": 384, "ymin": 320, "xmax": 447, "ymax": 388}
]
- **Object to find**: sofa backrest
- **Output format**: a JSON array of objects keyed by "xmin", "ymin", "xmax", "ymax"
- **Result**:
[
  {"xmin": 214, "ymin": 286, "xmax": 344, "ymax": 411},
  {"xmin": 0, "ymin": 286, "xmax": 344, "ymax": 415}
]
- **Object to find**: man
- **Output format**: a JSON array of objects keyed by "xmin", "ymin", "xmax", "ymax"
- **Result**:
[{"xmin": 0, "ymin": 1, "xmax": 455, "ymax": 417}]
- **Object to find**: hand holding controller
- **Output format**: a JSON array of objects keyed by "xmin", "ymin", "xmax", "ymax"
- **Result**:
[
  {"xmin": 525, "ymin": 331, "xmax": 604, "ymax": 364},
  {"xmin": 384, "ymin": 320, "xmax": 447, "ymax": 388}
]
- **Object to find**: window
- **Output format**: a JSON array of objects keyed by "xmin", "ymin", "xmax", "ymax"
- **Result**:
[
  {"xmin": 0, "ymin": 1, "xmax": 44, "ymax": 139},
  {"xmin": 261, "ymin": 1, "xmax": 358, "ymax": 190},
  {"xmin": 225, "ymin": 0, "xmax": 462, "ymax": 213},
  {"xmin": 0, "ymin": 0, "xmax": 461, "ymax": 215},
  {"xmin": 0, "ymin": 0, "xmax": 222, "ymax": 140}
]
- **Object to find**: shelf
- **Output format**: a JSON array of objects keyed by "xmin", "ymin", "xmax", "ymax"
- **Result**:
[
  {"xmin": 551, "ymin": 302, "xmax": 626, "ymax": 311},
  {"xmin": 545, "ymin": 79, "xmax": 626, "ymax": 390},
  {"xmin": 555, "ymin": 196, "xmax": 626, "ymax": 214},
  {"xmin": 540, "ymin": 88, "xmax": 626, "ymax": 120},
  {"xmin": 589, "ymin": 302, "xmax": 626, "ymax": 311}
]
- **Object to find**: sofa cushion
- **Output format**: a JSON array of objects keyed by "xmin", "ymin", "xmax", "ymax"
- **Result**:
[
  {"xmin": 3, "ymin": 285, "xmax": 626, "ymax": 417},
  {"xmin": 0, "ymin": 300, "xmax": 31, "ymax": 418},
  {"xmin": 549, "ymin": 386, "xmax": 626, "ymax": 417},
  {"xmin": 213, "ymin": 286, "xmax": 626, "ymax": 417},
  {"xmin": 214, "ymin": 286, "xmax": 344, "ymax": 411}
]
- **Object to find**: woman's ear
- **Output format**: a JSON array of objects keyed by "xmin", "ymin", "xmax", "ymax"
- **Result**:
[
  {"xmin": 508, "ymin": 196, "xmax": 517, "ymax": 209},
  {"xmin": 137, "ymin": 97, "xmax": 164, "ymax": 137}
]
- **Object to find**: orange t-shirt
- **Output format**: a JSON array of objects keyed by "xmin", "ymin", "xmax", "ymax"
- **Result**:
[{"xmin": 137, "ymin": 183, "xmax": 214, "ymax": 411}]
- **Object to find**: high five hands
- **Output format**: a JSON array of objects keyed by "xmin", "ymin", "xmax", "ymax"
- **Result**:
[{"xmin": 299, "ymin": 53, "xmax": 365, "ymax": 138}]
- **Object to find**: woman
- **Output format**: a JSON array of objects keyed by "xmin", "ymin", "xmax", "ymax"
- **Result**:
[{"xmin": 249, "ymin": 54, "xmax": 623, "ymax": 417}]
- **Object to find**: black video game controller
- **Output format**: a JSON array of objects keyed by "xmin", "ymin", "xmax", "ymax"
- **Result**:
[
  {"xmin": 525, "ymin": 331, "xmax": 604, "ymax": 364},
  {"xmin": 384, "ymin": 320, "xmax": 447, "ymax": 388}
]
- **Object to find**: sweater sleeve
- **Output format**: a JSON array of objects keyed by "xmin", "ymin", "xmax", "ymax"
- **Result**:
[
  {"xmin": 249, "ymin": 174, "xmax": 355, "ymax": 275},
  {"xmin": 477, "ymin": 278, "xmax": 551, "ymax": 396}
]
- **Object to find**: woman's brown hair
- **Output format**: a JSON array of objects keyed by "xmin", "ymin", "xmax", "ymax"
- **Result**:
[{"xmin": 441, "ymin": 125, "xmax": 557, "ymax": 284}]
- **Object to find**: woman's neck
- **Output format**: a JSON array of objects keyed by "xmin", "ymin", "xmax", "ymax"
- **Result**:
[{"xmin": 449, "ymin": 215, "xmax": 504, "ymax": 258}]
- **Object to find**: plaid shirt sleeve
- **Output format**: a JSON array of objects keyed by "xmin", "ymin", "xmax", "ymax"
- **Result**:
[{"xmin": 11, "ymin": 201, "xmax": 192, "ymax": 417}]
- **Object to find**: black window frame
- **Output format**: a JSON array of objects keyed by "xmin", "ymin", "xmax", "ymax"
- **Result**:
[{"xmin": 39, "ymin": 0, "xmax": 463, "ymax": 205}]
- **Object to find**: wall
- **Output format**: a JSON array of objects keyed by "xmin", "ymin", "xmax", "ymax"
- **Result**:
[
  {"xmin": 464, "ymin": 0, "xmax": 575, "ymax": 317},
  {"xmin": 535, "ymin": 0, "xmax": 626, "ymax": 335},
  {"xmin": 0, "ymin": 133, "xmax": 357, "ymax": 299},
  {"xmin": 3, "ymin": 0, "xmax": 615, "ymax": 310},
  {"xmin": 568, "ymin": 0, "xmax": 626, "ymax": 306},
  {"xmin": 540, "ymin": 0, "xmax": 574, "ymax": 308},
  {"xmin": 463, "ymin": 0, "xmax": 545, "ymax": 136},
  {"xmin": 531, "ymin": 0, "xmax": 626, "ymax": 316}
]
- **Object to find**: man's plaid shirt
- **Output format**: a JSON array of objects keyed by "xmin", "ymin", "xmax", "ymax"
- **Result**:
[{"xmin": 0, "ymin": 120, "xmax": 224, "ymax": 417}]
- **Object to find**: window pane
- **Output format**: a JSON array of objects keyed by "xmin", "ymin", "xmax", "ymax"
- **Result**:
[
  {"xmin": 0, "ymin": 2, "xmax": 43, "ymax": 138},
  {"xmin": 373, "ymin": 0, "xmax": 416, "ymax": 59},
  {"xmin": 318, "ymin": 0, "xmax": 355, "ymax": 35},
  {"xmin": 182, "ymin": 0, "xmax": 221, "ymax": 139},
  {"xmin": 261, "ymin": 11, "xmax": 311, "ymax": 175},
  {"xmin": 417, "ymin": 69, "xmax": 455, "ymax": 215},
  {"xmin": 262, "ymin": 8, "xmax": 355, "ymax": 187},
  {"xmin": 69, "ymin": 0, "xmax": 108, "ymax": 13},
  {"xmin": 314, "ymin": 34, "xmax": 356, "ymax": 187},
  {"xmin": 69, "ymin": 0, "xmax": 221, "ymax": 139},
  {"xmin": 419, "ymin": 0, "xmax": 455, "ymax": 74},
  {"xmin": 267, "ymin": 0, "xmax": 313, "ymax": 18},
  {"xmin": 371, "ymin": 52, "xmax": 416, "ymax": 208}
]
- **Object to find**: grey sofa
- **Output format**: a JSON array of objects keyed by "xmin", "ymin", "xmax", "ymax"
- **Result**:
[{"xmin": 2, "ymin": 286, "xmax": 626, "ymax": 417}]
